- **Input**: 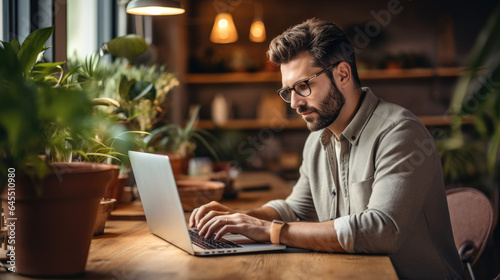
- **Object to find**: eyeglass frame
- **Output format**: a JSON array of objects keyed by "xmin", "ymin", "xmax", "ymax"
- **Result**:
[{"xmin": 277, "ymin": 62, "xmax": 340, "ymax": 103}]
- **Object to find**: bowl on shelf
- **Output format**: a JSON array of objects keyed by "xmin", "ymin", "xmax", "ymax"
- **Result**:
[{"xmin": 176, "ymin": 180, "xmax": 225, "ymax": 211}]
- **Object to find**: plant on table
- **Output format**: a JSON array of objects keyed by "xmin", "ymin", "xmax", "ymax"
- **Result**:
[
  {"xmin": 0, "ymin": 26, "xmax": 122, "ymax": 277},
  {"xmin": 144, "ymin": 105, "xmax": 235, "ymax": 188}
]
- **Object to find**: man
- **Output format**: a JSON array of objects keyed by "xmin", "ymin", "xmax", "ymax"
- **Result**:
[{"xmin": 189, "ymin": 18, "xmax": 463, "ymax": 279}]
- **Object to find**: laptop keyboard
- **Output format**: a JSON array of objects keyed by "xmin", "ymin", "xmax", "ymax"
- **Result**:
[{"xmin": 189, "ymin": 229, "xmax": 242, "ymax": 250}]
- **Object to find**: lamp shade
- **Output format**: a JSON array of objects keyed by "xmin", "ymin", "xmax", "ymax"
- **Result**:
[
  {"xmin": 210, "ymin": 13, "xmax": 238, "ymax": 44},
  {"xmin": 126, "ymin": 0, "xmax": 185, "ymax": 15},
  {"xmin": 249, "ymin": 20, "xmax": 266, "ymax": 42}
]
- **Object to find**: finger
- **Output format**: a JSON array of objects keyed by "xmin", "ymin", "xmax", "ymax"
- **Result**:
[
  {"xmin": 214, "ymin": 225, "xmax": 240, "ymax": 240},
  {"xmin": 200, "ymin": 216, "xmax": 228, "ymax": 238},
  {"xmin": 197, "ymin": 210, "xmax": 226, "ymax": 229},
  {"xmin": 189, "ymin": 208, "xmax": 199, "ymax": 228},
  {"xmin": 198, "ymin": 215, "xmax": 222, "ymax": 237},
  {"xmin": 194, "ymin": 204, "xmax": 211, "ymax": 228}
]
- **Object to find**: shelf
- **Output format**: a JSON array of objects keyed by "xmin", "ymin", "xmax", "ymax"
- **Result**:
[
  {"xmin": 196, "ymin": 115, "xmax": 474, "ymax": 130},
  {"xmin": 185, "ymin": 67, "xmax": 464, "ymax": 84}
]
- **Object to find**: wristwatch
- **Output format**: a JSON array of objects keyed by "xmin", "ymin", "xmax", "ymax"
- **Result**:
[{"xmin": 270, "ymin": 220, "xmax": 286, "ymax": 245}]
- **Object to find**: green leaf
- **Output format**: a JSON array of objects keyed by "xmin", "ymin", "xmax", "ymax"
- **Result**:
[
  {"xmin": 10, "ymin": 38, "xmax": 20, "ymax": 54},
  {"xmin": 184, "ymin": 105, "xmax": 201, "ymax": 138},
  {"xmin": 0, "ymin": 42, "xmax": 22, "ymax": 81},
  {"xmin": 130, "ymin": 81, "xmax": 156, "ymax": 101},
  {"xmin": 118, "ymin": 75, "xmax": 136, "ymax": 104},
  {"xmin": 487, "ymin": 124, "xmax": 500, "ymax": 176},
  {"xmin": 86, "ymin": 152, "xmax": 121, "ymax": 160},
  {"xmin": 191, "ymin": 131, "xmax": 221, "ymax": 162},
  {"xmin": 60, "ymin": 65, "xmax": 81, "ymax": 85},
  {"xmin": 105, "ymin": 34, "xmax": 148, "ymax": 63},
  {"xmin": 30, "ymin": 61, "xmax": 64, "ymax": 84},
  {"xmin": 17, "ymin": 26, "xmax": 54, "ymax": 77}
]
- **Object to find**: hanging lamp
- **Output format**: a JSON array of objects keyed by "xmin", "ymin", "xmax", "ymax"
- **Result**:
[
  {"xmin": 126, "ymin": 0, "xmax": 185, "ymax": 16},
  {"xmin": 210, "ymin": 13, "xmax": 238, "ymax": 44},
  {"xmin": 249, "ymin": 2, "xmax": 266, "ymax": 42}
]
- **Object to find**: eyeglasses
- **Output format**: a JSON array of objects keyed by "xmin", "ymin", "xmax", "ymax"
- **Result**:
[{"xmin": 277, "ymin": 63, "xmax": 339, "ymax": 103}]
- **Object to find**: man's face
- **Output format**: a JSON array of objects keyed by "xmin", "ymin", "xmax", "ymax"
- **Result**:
[{"xmin": 280, "ymin": 53, "xmax": 345, "ymax": 131}]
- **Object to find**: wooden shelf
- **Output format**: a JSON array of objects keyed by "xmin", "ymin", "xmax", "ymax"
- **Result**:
[
  {"xmin": 196, "ymin": 115, "xmax": 473, "ymax": 130},
  {"xmin": 185, "ymin": 68, "xmax": 464, "ymax": 84}
]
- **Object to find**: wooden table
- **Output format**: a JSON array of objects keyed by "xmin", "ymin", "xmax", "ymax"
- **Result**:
[{"xmin": 1, "ymin": 172, "xmax": 398, "ymax": 280}]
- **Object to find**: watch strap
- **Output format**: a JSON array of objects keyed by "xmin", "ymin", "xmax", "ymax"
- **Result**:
[{"xmin": 270, "ymin": 220, "xmax": 285, "ymax": 244}]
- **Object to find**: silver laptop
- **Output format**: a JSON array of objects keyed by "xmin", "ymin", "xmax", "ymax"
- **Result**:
[{"xmin": 129, "ymin": 151, "xmax": 286, "ymax": 256}]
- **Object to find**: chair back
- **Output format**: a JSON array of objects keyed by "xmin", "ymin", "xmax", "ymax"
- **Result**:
[{"xmin": 446, "ymin": 187, "xmax": 493, "ymax": 266}]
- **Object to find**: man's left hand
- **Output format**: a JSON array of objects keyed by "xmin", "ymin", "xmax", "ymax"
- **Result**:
[{"xmin": 197, "ymin": 213, "xmax": 272, "ymax": 242}]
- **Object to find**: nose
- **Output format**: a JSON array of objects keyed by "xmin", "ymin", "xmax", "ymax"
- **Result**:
[{"xmin": 290, "ymin": 90, "xmax": 306, "ymax": 110}]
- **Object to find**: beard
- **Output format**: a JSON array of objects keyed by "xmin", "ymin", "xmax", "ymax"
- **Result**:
[{"xmin": 297, "ymin": 81, "xmax": 345, "ymax": 132}]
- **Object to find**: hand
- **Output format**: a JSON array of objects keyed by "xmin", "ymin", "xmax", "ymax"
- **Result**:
[
  {"xmin": 188, "ymin": 201, "xmax": 272, "ymax": 242},
  {"xmin": 188, "ymin": 201, "xmax": 235, "ymax": 229},
  {"xmin": 198, "ymin": 213, "xmax": 272, "ymax": 243}
]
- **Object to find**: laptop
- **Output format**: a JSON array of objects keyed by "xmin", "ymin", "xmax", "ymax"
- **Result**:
[{"xmin": 129, "ymin": 151, "xmax": 286, "ymax": 256}]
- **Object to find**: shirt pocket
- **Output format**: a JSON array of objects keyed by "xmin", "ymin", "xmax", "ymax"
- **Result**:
[{"xmin": 349, "ymin": 177, "xmax": 374, "ymax": 213}]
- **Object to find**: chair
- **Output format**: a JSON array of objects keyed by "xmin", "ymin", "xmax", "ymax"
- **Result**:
[{"xmin": 446, "ymin": 187, "xmax": 494, "ymax": 280}]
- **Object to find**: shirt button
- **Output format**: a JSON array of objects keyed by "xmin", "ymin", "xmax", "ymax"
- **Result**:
[{"xmin": 351, "ymin": 136, "xmax": 356, "ymax": 140}]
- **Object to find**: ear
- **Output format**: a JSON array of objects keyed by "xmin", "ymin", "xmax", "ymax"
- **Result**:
[{"xmin": 335, "ymin": 62, "xmax": 352, "ymax": 89}]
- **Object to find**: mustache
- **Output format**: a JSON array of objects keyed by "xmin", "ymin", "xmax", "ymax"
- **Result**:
[{"xmin": 297, "ymin": 105, "xmax": 317, "ymax": 114}]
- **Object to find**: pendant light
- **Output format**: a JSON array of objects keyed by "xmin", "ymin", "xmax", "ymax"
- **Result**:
[
  {"xmin": 249, "ymin": 2, "xmax": 266, "ymax": 42},
  {"xmin": 126, "ymin": 0, "xmax": 185, "ymax": 16},
  {"xmin": 210, "ymin": 13, "xmax": 238, "ymax": 44},
  {"xmin": 249, "ymin": 20, "xmax": 266, "ymax": 42}
]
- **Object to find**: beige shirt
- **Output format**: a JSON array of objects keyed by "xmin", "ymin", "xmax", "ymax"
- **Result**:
[{"xmin": 264, "ymin": 88, "xmax": 464, "ymax": 279}]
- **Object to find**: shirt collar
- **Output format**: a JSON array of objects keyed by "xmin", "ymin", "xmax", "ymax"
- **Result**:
[{"xmin": 320, "ymin": 87, "xmax": 379, "ymax": 147}]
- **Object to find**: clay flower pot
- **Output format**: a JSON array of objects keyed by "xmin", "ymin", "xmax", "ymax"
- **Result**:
[
  {"xmin": 104, "ymin": 166, "xmax": 129, "ymax": 204},
  {"xmin": 1, "ymin": 162, "xmax": 114, "ymax": 277},
  {"xmin": 93, "ymin": 198, "xmax": 117, "ymax": 236}
]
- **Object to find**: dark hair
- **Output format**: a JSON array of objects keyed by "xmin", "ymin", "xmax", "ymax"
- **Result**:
[{"xmin": 268, "ymin": 18, "xmax": 361, "ymax": 87}]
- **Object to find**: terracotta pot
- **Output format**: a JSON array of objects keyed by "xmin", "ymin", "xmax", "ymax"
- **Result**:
[
  {"xmin": 114, "ymin": 174, "xmax": 129, "ymax": 203},
  {"xmin": 1, "ymin": 162, "xmax": 114, "ymax": 277},
  {"xmin": 104, "ymin": 165, "xmax": 120, "ymax": 199},
  {"xmin": 160, "ymin": 153, "xmax": 181, "ymax": 176},
  {"xmin": 165, "ymin": 153, "xmax": 191, "ymax": 178},
  {"xmin": 93, "ymin": 198, "xmax": 117, "ymax": 236},
  {"xmin": 104, "ymin": 166, "xmax": 128, "ymax": 204}
]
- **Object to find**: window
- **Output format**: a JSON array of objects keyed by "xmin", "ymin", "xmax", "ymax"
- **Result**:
[{"xmin": 67, "ymin": 0, "xmax": 119, "ymax": 60}]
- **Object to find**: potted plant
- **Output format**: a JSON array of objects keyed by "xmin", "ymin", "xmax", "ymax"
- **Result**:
[
  {"xmin": 0, "ymin": 27, "xmax": 116, "ymax": 277},
  {"xmin": 68, "ymin": 34, "xmax": 179, "ymax": 205},
  {"xmin": 144, "ymin": 105, "xmax": 229, "ymax": 173},
  {"xmin": 438, "ymin": 3, "xmax": 500, "ymax": 233},
  {"xmin": 71, "ymin": 34, "xmax": 179, "ymax": 133},
  {"xmin": 143, "ymin": 105, "xmax": 238, "ymax": 198}
]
